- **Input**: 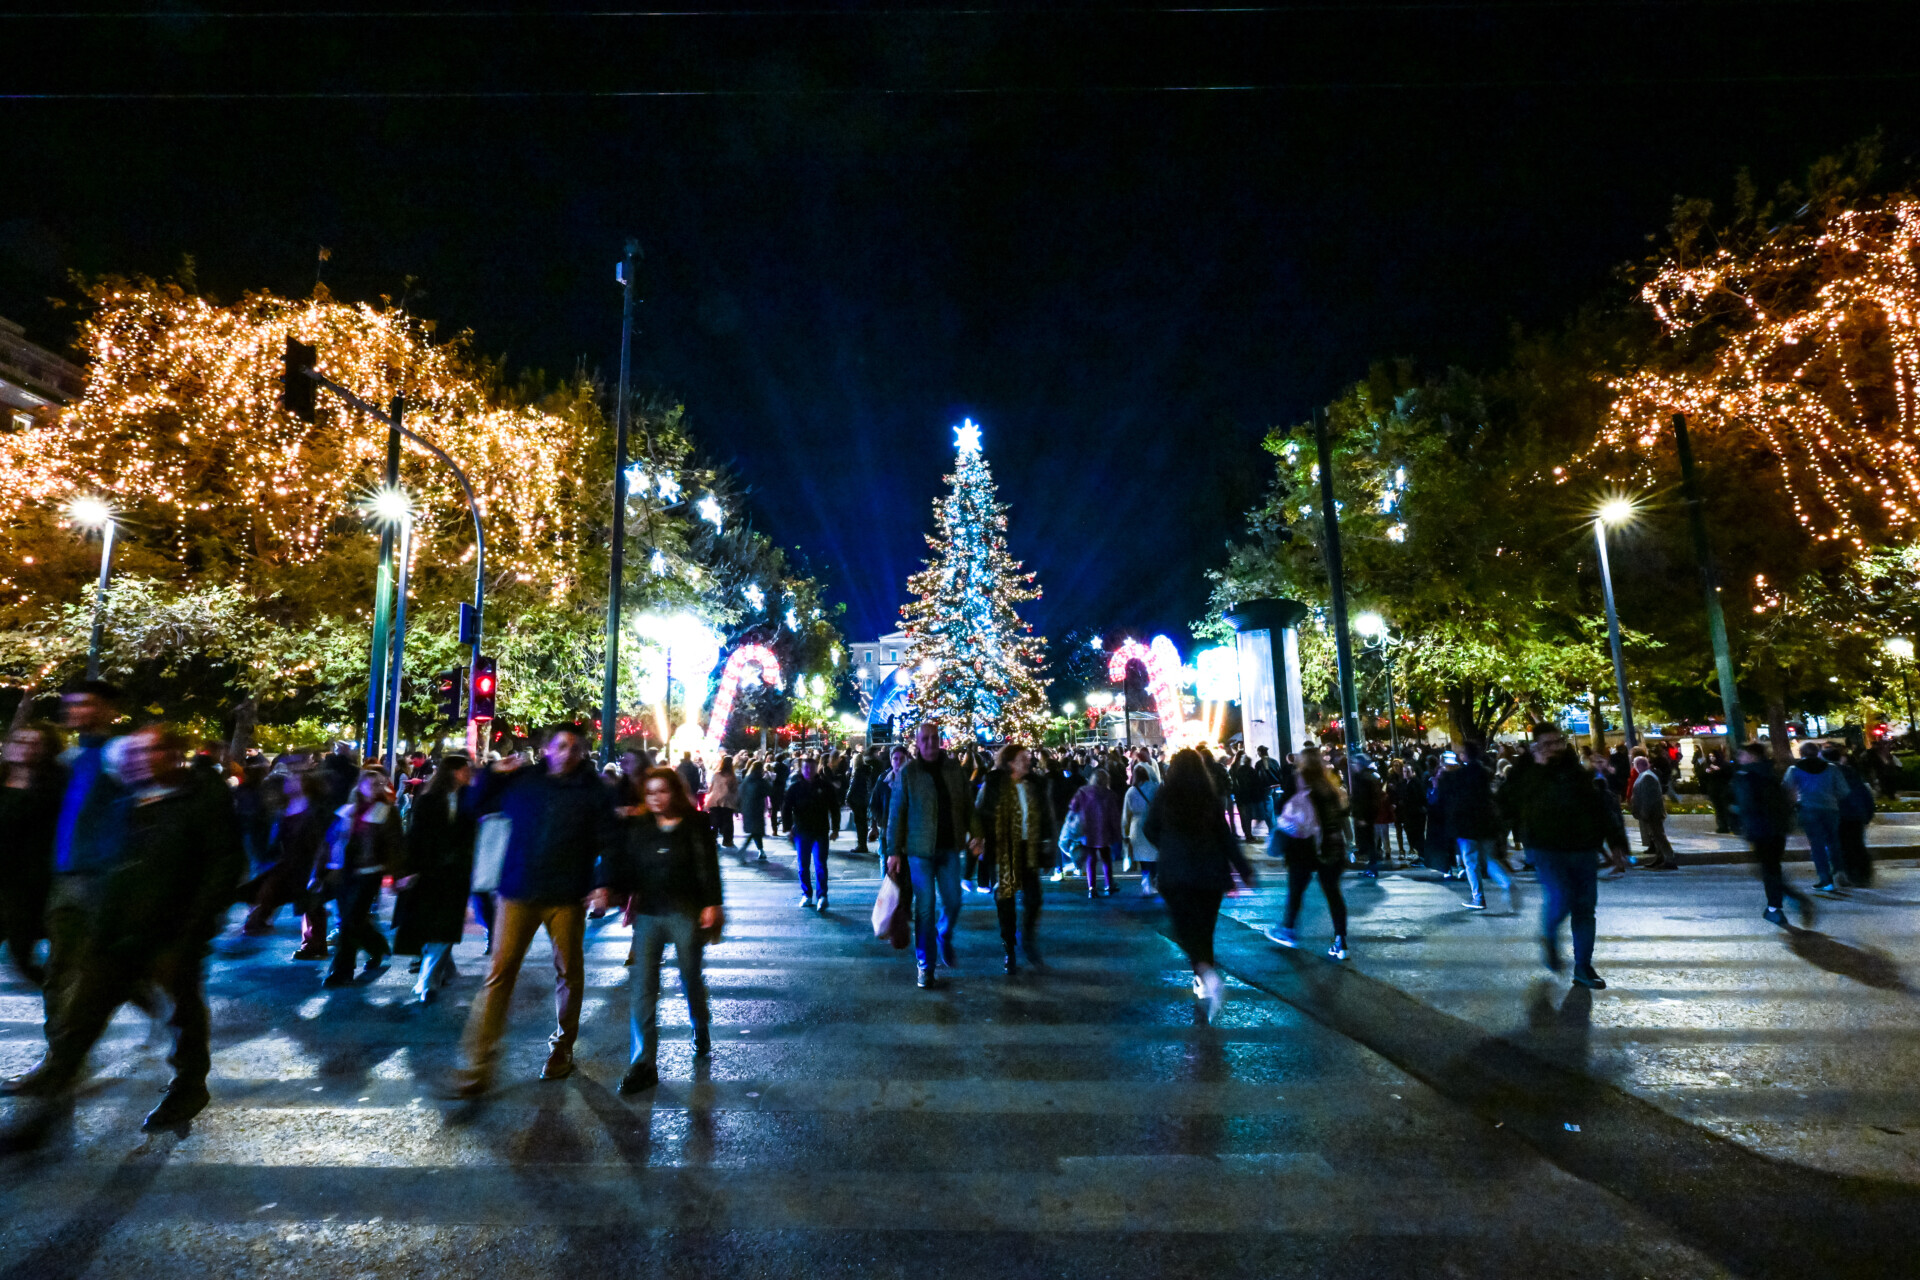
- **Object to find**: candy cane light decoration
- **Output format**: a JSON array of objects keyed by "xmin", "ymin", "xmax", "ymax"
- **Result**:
[
  {"xmin": 1107, "ymin": 635, "xmax": 1186, "ymax": 738},
  {"xmin": 705, "ymin": 644, "xmax": 782, "ymax": 753}
]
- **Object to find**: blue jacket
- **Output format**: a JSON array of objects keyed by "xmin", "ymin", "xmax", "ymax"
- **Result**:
[
  {"xmin": 473, "ymin": 759, "xmax": 619, "ymax": 904},
  {"xmin": 53, "ymin": 736, "xmax": 127, "ymax": 875}
]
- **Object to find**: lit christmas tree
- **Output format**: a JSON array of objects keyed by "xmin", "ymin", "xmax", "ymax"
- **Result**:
[{"xmin": 900, "ymin": 419, "xmax": 1050, "ymax": 741}]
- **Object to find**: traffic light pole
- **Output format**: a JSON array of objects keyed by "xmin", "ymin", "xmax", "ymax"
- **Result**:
[
  {"xmin": 1312, "ymin": 407, "xmax": 1364, "ymax": 791},
  {"xmin": 288, "ymin": 360, "xmax": 488, "ymax": 757},
  {"xmin": 602, "ymin": 239, "xmax": 639, "ymax": 767},
  {"xmin": 384, "ymin": 510, "xmax": 414, "ymax": 784}
]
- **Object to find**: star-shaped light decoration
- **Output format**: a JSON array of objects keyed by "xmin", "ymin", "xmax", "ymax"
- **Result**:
[
  {"xmin": 697, "ymin": 494, "xmax": 724, "ymax": 530},
  {"xmin": 744, "ymin": 583, "xmax": 766, "ymax": 610},
  {"xmin": 954, "ymin": 418, "xmax": 982, "ymax": 456}
]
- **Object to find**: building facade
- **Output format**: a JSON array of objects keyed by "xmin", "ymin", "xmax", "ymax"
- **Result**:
[{"xmin": 0, "ymin": 316, "xmax": 85, "ymax": 432}]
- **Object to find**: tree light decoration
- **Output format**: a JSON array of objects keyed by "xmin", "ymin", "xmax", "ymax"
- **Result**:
[
  {"xmin": 1107, "ymin": 636, "xmax": 1187, "ymax": 738},
  {"xmin": 743, "ymin": 583, "xmax": 765, "ymax": 609},
  {"xmin": 0, "ymin": 279, "xmax": 589, "ymax": 589},
  {"xmin": 1598, "ymin": 198, "xmax": 1920, "ymax": 545},
  {"xmin": 901, "ymin": 419, "xmax": 1050, "ymax": 740},
  {"xmin": 704, "ymin": 643, "xmax": 781, "ymax": 752},
  {"xmin": 697, "ymin": 494, "xmax": 724, "ymax": 529}
]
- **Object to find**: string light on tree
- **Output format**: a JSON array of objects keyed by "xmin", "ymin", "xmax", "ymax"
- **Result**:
[{"xmin": 900, "ymin": 418, "xmax": 1050, "ymax": 740}]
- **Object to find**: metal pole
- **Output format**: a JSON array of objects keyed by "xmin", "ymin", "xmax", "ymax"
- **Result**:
[
  {"xmin": 1903, "ymin": 661, "xmax": 1916, "ymax": 737},
  {"xmin": 84, "ymin": 519, "xmax": 116, "ymax": 680},
  {"xmin": 1312, "ymin": 408, "xmax": 1363, "ymax": 788},
  {"xmin": 1671, "ymin": 413, "xmax": 1745, "ymax": 745},
  {"xmin": 602, "ymin": 239, "xmax": 640, "ymax": 767},
  {"xmin": 385, "ymin": 513, "xmax": 414, "ymax": 786},
  {"xmin": 362, "ymin": 419, "xmax": 401, "ymax": 762},
  {"xmin": 1594, "ymin": 518, "xmax": 1638, "ymax": 747},
  {"xmin": 1384, "ymin": 653, "xmax": 1400, "ymax": 757}
]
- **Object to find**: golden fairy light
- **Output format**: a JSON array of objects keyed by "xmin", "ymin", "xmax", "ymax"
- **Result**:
[
  {"xmin": 1596, "ymin": 198, "xmax": 1920, "ymax": 546},
  {"xmin": 0, "ymin": 279, "xmax": 591, "ymax": 591}
]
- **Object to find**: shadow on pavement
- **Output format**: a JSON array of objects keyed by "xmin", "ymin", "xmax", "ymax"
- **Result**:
[
  {"xmin": 1121, "ymin": 896, "xmax": 1920, "ymax": 1280},
  {"xmin": 1783, "ymin": 927, "xmax": 1909, "ymax": 992}
]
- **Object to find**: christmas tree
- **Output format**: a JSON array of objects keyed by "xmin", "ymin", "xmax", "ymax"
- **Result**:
[{"xmin": 900, "ymin": 419, "xmax": 1051, "ymax": 741}]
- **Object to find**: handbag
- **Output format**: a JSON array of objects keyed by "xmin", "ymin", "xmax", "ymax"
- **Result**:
[
  {"xmin": 470, "ymin": 813, "xmax": 511, "ymax": 893},
  {"xmin": 1058, "ymin": 808, "xmax": 1084, "ymax": 855},
  {"xmin": 871, "ymin": 868, "xmax": 912, "ymax": 949}
]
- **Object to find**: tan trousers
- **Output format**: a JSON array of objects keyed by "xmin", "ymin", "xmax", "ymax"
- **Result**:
[{"xmin": 459, "ymin": 898, "xmax": 585, "ymax": 1083}]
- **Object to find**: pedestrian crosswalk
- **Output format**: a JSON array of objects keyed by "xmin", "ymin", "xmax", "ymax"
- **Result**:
[{"xmin": 0, "ymin": 847, "xmax": 1730, "ymax": 1276}]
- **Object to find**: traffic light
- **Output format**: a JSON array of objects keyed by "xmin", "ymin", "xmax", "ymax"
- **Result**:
[
  {"xmin": 435, "ymin": 666, "xmax": 466, "ymax": 726},
  {"xmin": 281, "ymin": 337, "xmax": 317, "ymax": 423},
  {"xmin": 469, "ymin": 656, "xmax": 497, "ymax": 721}
]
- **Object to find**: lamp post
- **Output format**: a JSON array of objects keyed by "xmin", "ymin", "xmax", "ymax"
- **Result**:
[
  {"xmin": 602, "ymin": 238, "xmax": 641, "ymax": 767},
  {"xmin": 1888, "ymin": 638, "xmax": 1918, "ymax": 738},
  {"xmin": 372, "ymin": 487, "xmax": 415, "ymax": 784},
  {"xmin": 1354, "ymin": 612, "xmax": 1398, "ymax": 758},
  {"xmin": 69, "ymin": 497, "xmax": 116, "ymax": 680},
  {"xmin": 1594, "ymin": 498, "xmax": 1638, "ymax": 748}
]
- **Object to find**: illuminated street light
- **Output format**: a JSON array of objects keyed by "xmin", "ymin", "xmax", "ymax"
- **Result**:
[
  {"xmin": 1353, "ymin": 612, "xmax": 1387, "ymax": 641},
  {"xmin": 1598, "ymin": 497, "xmax": 1637, "ymax": 528},
  {"xmin": 1593, "ymin": 500, "xmax": 1639, "ymax": 746},
  {"xmin": 368, "ymin": 486, "xmax": 413, "ymax": 526},
  {"xmin": 67, "ymin": 496, "xmax": 117, "ymax": 679}
]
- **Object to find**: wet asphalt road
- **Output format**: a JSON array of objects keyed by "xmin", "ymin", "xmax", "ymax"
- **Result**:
[{"xmin": 0, "ymin": 841, "xmax": 1906, "ymax": 1279}]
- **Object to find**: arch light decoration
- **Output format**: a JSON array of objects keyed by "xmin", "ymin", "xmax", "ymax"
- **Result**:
[
  {"xmin": 705, "ymin": 644, "xmax": 782, "ymax": 752},
  {"xmin": 1107, "ymin": 635, "xmax": 1187, "ymax": 739}
]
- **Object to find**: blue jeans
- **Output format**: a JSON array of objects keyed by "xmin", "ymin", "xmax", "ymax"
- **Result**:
[
  {"xmin": 1529, "ymin": 847, "xmax": 1597, "ymax": 970},
  {"xmin": 1458, "ymin": 837, "xmax": 1513, "ymax": 903},
  {"xmin": 795, "ymin": 832, "xmax": 829, "ymax": 898},
  {"xmin": 628, "ymin": 911, "xmax": 709, "ymax": 1067},
  {"xmin": 1798, "ymin": 808, "xmax": 1840, "ymax": 884},
  {"xmin": 908, "ymin": 850, "xmax": 963, "ymax": 971}
]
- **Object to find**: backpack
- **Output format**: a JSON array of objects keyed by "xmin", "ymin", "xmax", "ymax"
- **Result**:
[{"xmin": 1275, "ymin": 783, "xmax": 1320, "ymax": 839}]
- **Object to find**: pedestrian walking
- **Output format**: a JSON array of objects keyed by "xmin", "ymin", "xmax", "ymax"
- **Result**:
[
  {"xmin": 1699, "ymin": 748, "xmax": 1736, "ymax": 834},
  {"xmin": 447, "ymin": 724, "xmax": 618, "ymax": 1097},
  {"xmin": 1, "ymin": 724, "xmax": 244, "ymax": 1134},
  {"xmin": 1123, "ymin": 763, "xmax": 1159, "ymax": 895},
  {"xmin": 1265, "ymin": 746, "xmax": 1351, "ymax": 960},
  {"xmin": 391, "ymin": 753, "xmax": 477, "ymax": 1004},
  {"xmin": 1784, "ymin": 741, "xmax": 1849, "ymax": 892},
  {"xmin": 317, "ymin": 768, "xmax": 400, "ymax": 987},
  {"xmin": 737, "ymin": 756, "xmax": 771, "ymax": 860},
  {"xmin": 0, "ymin": 722, "xmax": 65, "ymax": 985},
  {"xmin": 1830, "ymin": 743, "xmax": 1877, "ymax": 888},
  {"xmin": 1730, "ymin": 740, "xmax": 1809, "ymax": 927},
  {"xmin": 705, "ymin": 754, "xmax": 740, "ymax": 848},
  {"xmin": 782, "ymin": 756, "xmax": 836, "ymax": 911},
  {"xmin": 238, "ymin": 767, "xmax": 330, "ymax": 954},
  {"xmin": 885, "ymin": 721, "xmax": 978, "ymax": 989},
  {"xmin": 1349, "ymin": 754, "xmax": 1383, "ymax": 875},
  {"xmin": 1435, "ymin": 741, "xmax": 1517, "ymax": 910},
  {"xmin": 1143, "ymin": 748, "xmax": 1255, "ymax": 1020},
  {"xmin": 848, "ymin": 748, "xmax": 875, "ymax": 854},
  {"xmin": 974, "ymin": 743, "xmax": 1053, "ymax": 972},
  {"xmin": 1499, "ymin": 722, "xmax": 1628, "ymax": 990},
  {"xmin": 600, "ymin": 766, "xmax": 723, "ymax": 1095},
  {"xmin": 1628, "ymin": 755, "xmax": 1679, "ymax": 870},
  {"xmin": 1229, "ymin": 751, "xmax": 1261, "ymax": 842},
  {"xmin": 1067, "ymin": 768, "xmax": 1123, "ymax": 897}
]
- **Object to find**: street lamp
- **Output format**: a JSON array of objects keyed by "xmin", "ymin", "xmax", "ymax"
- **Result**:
[
  {"xmin": 1353, "ymin": 611, "xmax": 1400, "ymax": 758},
  {"xmin": 1888, "ymin": 637, "xmax": 1917, "ymax": 737},
  {"xmin": 1594, "ymin": 497, "xmax": 1639, "ymax": 748},
  {"xmin": 368, "ymin": 486, "xmax": 415, "ymax": 781},
  {"xmin": 68, "ymin": 496, "xmax": 116, "ymax": 680}
]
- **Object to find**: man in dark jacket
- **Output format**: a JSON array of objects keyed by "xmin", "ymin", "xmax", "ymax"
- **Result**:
[
  {"xmin": 848, "ymin": 749, "xmax": 875, "ymax": 854},
  {"xmin": 1228, "ymin": 752, "xmax": 1261, "ymax": 843},
  {"xmin": 1435, "ymin": 741, "xmax": 1513, "ymax": 911},
  {"xmin": 1730, "ymin": 741, "xmax": 1806, "ymax": 926},
  {"xmin": 769, "ymin": 753, "xmax": 791, "ymax": 835},
  {"xmin": 449, "ymin": 724, "xmax": 618, "ymax": 1097},
  {"xmin": 886, "ymin": 722, "xmax": 980, "ymax": 988},
  {"xmin": 1497, "ymin": 723, "xmax": 1627, "ymax": 990},
  {"xmin": 782, "ymin": 756, "xmax": 837, "ymax": 910},
  {"xmin": 3, "ymin": 724, "xmax": 244, "ymax": 1133}
]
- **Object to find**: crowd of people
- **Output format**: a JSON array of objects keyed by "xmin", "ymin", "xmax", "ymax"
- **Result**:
[{"xmin": 0, "ymin": 674, "xmax": 1900, "ymax": 1140}]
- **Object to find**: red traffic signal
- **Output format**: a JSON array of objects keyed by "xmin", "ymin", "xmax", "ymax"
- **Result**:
[{"xmin": 470, "ymin": 656, "xmax": 497, "ymax": 720}]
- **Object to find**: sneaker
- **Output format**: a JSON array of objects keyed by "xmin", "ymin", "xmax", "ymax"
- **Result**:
[
  {"xmin": 1327, "ymin": 936, "xmax": 1349, "ymax": 962},
  {"xmin": 416, "ymin": 987, "xmax": 439, "ymax": 1005},
  {"xmin": 540, "ymin": 1048, "xmax": 575, "ymax": 1081},
  {"xmin": 1191, "ymin": 973, "xmax": 1206, "ymax": 1000},
  {"xmin": 1264, "ymin": 925, "xmax": 1298, "ymax": 949},
  {"xmin": 1763, "ymin": 906, "xmax": 1788, "ymax": 926},
  {"xmin": 290, "ymin": 946, "xmax": 329, "ymax": 961},
  {"xmin": 618, "ymin": 1062, "xmax": 659, "ymax": 1095},
  {"xmin": 1814, "ymin": 882, "xmax": 1838, "ymax": 894},
  {"xmin": 798, "ymin": 895, "xmax": 816, "ymax": 910},
  {"xmin": 1571, "ymin": 965, "xmax": 1607, "ymax": 990},
  {"xmin": 441, "ymin": 1072, "xmax": 489, "ymax": 1101},
  {"xmin": 1463, "ymin": 899, "xmax": 1487, "ymax": 911},
  {"xmin": 916, "ymin": 967, "xmax": 942, "ymax": 990},
  {"xmin": 1200, "ymin": 968, "xmax": 1226, "ymax": 1019},
  {"xmin": 814, "ymin": 896, "xmax": 829, "ymax": 913}
]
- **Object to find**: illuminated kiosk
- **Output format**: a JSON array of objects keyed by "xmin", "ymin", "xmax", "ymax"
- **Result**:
[{"xmin": 1224, "ymin": 598, "xmax": 1310, "ymax": 760}]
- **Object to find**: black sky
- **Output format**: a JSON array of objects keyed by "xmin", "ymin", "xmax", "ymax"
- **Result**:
[{"xmin": 3, "ymin": 2, "xmax": 1917, "ymax": 646}]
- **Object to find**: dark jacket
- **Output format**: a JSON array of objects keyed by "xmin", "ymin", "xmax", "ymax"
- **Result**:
[
  {"xmin": 97, "ymin": 772, "xmax": 246, "ymax": 961},
  {"xmin": 323, "ymin": 800, "xmax": 403, "ymax": 876},
  {"xmin": 1731, "ymin": 760, "xmax": 1790, "ymax": 843},
  {"xmin": 473, "ymin": 759, "xmax": 619, "ymax": 904},
  {"xmin": 738, "ymin": 771, "xmax": 771, "ymax": 836},
  {"xmin": 0, "ymin": 768, "xmax": 65, "ymax": 938},
  {"xmin": 1499, "ymin": 753, "xmax": 1622, "ymax": 854},
  {"xmin": 782, "ymin": 771, "xmax": 838, "ymax": 838},
  {"xmin": 885, "ymin": 755, "xmax": 979, "ymax": 858},
  {"xmin": 1433, "ymin": 764, "xmax": 1499, "ymax": 840},
  {"xmin": 1143, "ymin": 792, "xmax": 1255, "ymax": 893},
  {"xmin": 604, "ymin": 810, "xmax": 723, "ymax": 918},
  {"xmin": 848, "ymin": 756, "xmax": 874, "ymax": 814},
  {"xmin": 392, "ymin": 785, "xmax": 478, "ymax": 951}
]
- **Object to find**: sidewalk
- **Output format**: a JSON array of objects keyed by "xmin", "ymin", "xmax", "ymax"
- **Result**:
[{"xmin": 1216, "ymin": 861, "xmax": 1920, "ymax": 1185}]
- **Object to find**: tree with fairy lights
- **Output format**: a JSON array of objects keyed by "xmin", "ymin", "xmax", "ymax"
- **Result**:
[{"xmin": 899, "ymin": 419, "xmax": 1050, "ymax": 741}]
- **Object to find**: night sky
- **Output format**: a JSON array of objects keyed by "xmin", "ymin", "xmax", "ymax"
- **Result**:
[{"xmin": 4, "ymin": 3, "xmax": 1917, "ymax": 647}]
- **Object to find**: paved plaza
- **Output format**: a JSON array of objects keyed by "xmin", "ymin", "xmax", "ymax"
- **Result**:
[{"xmin": 1, "ymin": 841, "xmax": 1914, "ymax": 1279}]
